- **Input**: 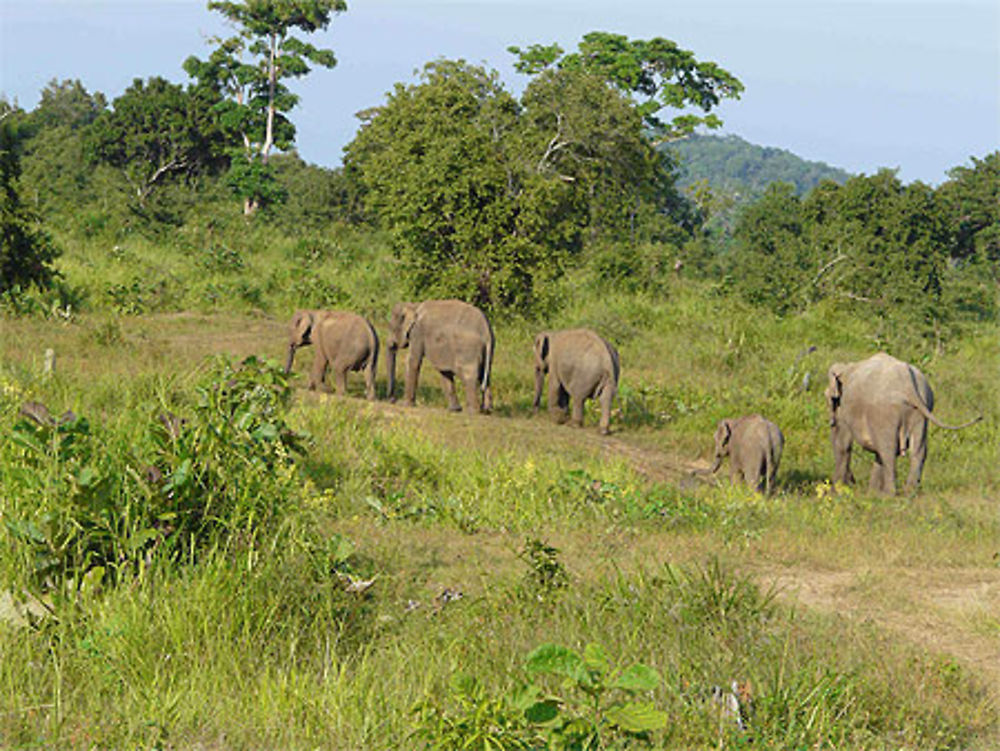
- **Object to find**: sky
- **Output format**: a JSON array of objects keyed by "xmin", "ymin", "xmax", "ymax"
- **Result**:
[{"xmin": 1, "ymin": 0, "xmax": 997, "ymax": 185}]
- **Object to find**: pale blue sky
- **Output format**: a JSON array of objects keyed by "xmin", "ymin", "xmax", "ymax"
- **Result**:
[{"xmin": 1, "ymin": 0, "xmax": 997, "ymax": 184}]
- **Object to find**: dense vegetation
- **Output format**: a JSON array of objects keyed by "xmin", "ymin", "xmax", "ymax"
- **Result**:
[{"xmin": 1, "ymin": 2, "xmax": 998, "ymax": 748}]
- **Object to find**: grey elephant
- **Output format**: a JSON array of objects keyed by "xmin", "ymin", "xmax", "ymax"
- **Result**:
[
  {"xmin": 533, "ymin": 328, "xmax": 620, "ymax": 435},
  {"xmin": 710, "ymin": 415, "xmax": 784, "ymax": 494},
  {"xmin": 285, "ymin": 309, "xmax": 379, "ymax": 400},
  {"xmin": 386, "ymin": 299, "xmax": 494, "ymax": 413},
  {"xmin": 825, "ymin": 352, "xmax": 981, "ymax": 494}
]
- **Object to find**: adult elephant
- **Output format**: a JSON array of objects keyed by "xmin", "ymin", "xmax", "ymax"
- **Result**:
[
  {"xmin": 825, "ymin": 352, "xmax": 981, "ymax": 494},
  {"xmin": 533, "ymin": 328, "xmax": 620, "ymax": 435},
  {"xmin": 285, "ymin": 309, "xmax": 379, "ymax": 400},
  {"xmin": 386, "ymin": 300, "xmax": 494, "ymax": 413}
]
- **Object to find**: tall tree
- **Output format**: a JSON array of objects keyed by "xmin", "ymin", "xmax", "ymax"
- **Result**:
[
  {"xmin": 185, "ymin": 0, "xmax": 346, "ymax": 215},
  {"xmin": 510, "ymin": 32, "xmax": 744, "ymax": 141}
]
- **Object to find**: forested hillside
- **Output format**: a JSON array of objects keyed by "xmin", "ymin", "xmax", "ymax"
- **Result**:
[
  {"xmin": 1, "ymin": 3, "xmax": 999, "ymax": 748},
  {"xmin": 667, "ymin": 133, "xmax": 852, "ymax": 197}
]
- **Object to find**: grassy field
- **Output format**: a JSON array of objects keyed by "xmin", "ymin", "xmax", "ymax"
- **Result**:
[{"xmin": 1, "ymin": 249, "xmax": 998, "ymax": 748}]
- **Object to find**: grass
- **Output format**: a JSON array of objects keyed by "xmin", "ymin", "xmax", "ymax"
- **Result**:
[{"xmin": 1, "ymin": 243, "xmax": 998, "ymax": 748}]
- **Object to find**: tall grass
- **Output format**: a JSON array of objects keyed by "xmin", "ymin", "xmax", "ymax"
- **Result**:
[{"xmin": 1, "ymin": 231, "xmax": 997, "ymax": 748}]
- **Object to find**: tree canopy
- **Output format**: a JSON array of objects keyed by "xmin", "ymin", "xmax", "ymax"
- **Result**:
[
  {"xmin": 509, "ymin": 31, "xmax": 744, "ymax": 140},
  {"xmin": 87, "ymin": 77, "xmax": 228, "ymax": 207},
  {"xmin": 184, "ymin": 0, "xmax": 346, "ymax": 214}
]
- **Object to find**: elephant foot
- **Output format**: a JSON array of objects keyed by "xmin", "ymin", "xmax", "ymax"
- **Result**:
[
  {"xmin": 599, "ymin": 427, "xmax": 610, "ymax": 436},
  {"xmin": 448, "ymin": 404, "xmax": 462, "ymax": 413}
]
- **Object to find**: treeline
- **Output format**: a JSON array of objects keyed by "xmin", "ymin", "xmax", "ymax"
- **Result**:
[{"xmin": 0, "ymin": 5, "xmax": 996, "ymax": 347}]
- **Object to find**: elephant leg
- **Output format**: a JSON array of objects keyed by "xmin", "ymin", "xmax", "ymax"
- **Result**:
[
  {"xmin": 598, "ymin": 385, "xmax": 613, "ymax": 435},
  {"xmin": 548, "ymin": 379, "xmax": 568, "ymax": 424},
  {"xmin": 745, "ymin": 457, "xmax": 763, "ymax": 493},
  {"xmin": 308, "ymin": 351, "xmax": 331, "ymax": 392},
  {"xmin": 403, "ymin": 349, "xmax": 423, "ymax": 407},
  {"xmin": 333, "ymin": 367, "xmax": 349, "ymax": 397},
  {"xmin": 440, "ymin": 372, "xmax": 462, "ymax": 412},
  {"xmin": 905, "ymin": 423, "xmax": 928, "ymax": 494},
  {"xmin": 570, "ymin": 393, "xmax": 585, "ymax": 428},
  {"xmin": 831, "ymin": 429, "xmax": 855, "ymax": 485},
  {"xmin": 869, "ymin": 445, "xmax": 897, "ymax": 495},
  {"xmin": 364, "ymin": 358, "xmax": 377, "ymax": 401},
  {"xmin": 460, "ymin": 368, "xmax": 481, "ymax": 413}
]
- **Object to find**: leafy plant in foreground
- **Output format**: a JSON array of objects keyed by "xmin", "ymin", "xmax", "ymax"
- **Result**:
[
  {"xmin": 517, "ymin": 642, "xmax": 668, "ymax": 749},
  {"xmin": 412, "ymin": 642, "xmax": 668, "ymax": 750}
]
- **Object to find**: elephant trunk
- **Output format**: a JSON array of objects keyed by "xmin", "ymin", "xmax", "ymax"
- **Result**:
[
  {"xmin": 386, "ymin": 346, "xmax": 397, "ymax": 402},
  {"xmin": 709, "ymin": 454, "xmax": 723, "ymax": 474},
  {"xmin": 285, "ymin": 344, "xmax": 297, "ymax": 375}
]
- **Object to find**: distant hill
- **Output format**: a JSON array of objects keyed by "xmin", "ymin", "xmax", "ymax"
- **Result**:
[{"xmin": 664, "ymin": 133, "xmax": 852, "ymax": 199}]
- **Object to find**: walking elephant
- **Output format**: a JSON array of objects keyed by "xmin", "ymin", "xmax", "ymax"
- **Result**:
[
  {"xmin": 386, "ymin": 300, "xmax": 494, "ymax": 413},
  {"xmin": 825, "ymin": 352, "xmax": 981, "ymax": 494},
  {"xmin": 285, "ymin": 309, "xmax": 379, "ymax": 400},
  {"xmin": 533, "ymin": 328, "xmax": 620, "ymax": 435},
  {"xmin": 710, "ymin": 415, "xmax": 784, "ymax": 494}
]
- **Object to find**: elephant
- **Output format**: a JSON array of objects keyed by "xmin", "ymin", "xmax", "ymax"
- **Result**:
[
  {"xmin": 533, "ymin": 328, "xmax": 620, "ymax": 435},
  {"xmin": 386, "ymin": 299, "xmax": 494, "ymax": 413},
  {"xmin": 285, "ymin": 309, "xmax": 379, "ymax": 400},
  {"xmin": 710, "ymin": 415, "xmax": 784, "ymax": 494},
  {"xmin": 825, "ymin": 352, "xmax": 981, "ymax": 494}
]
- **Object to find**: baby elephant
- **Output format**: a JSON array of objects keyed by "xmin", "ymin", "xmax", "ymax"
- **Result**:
[
  {"xmin": 285, "ymin": 309, "xmax": 379, "ymax": 400},
  {"xmin": 710, "ymin": 415, "xmax": 784, "ymax": 494},
  {"xmin": 533, "ymin": 328, "xmax": 620, "ymax": 435}
]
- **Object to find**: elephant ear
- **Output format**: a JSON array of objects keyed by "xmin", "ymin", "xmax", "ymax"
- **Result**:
[
  {"xmin": 401, "ymin": 304, "xmax": 419, "ymax": 345},
  {"xmin": 714, "ymin": 419, "xmax": 732, "ymax": 450},
  {"xmin": 825, "ymin": 364, "xmax": 846, "ymax": 402},
  {"xmin": 533, "ymin": 332, "xmax": 550, "ymax": 370},
  {"xmin": 290, "ymin": 310, "xmax": 315, "ymax": 346}
]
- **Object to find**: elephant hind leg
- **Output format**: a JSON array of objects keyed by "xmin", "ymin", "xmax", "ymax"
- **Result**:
[
  {"xmin": 440, "ymin": 372, "xmax": 462, "ymax": 411},
  {"xmin": 869, "ymin": 449, "xmax": 897, "ymax": 495},
  {"xmin": 570, "ymin": 393, "xmax": 585, "ymax": 428},
  {"xmin": 549, "ymin": 381, "xmax": 568, "ymax": 424},
  {"xmin": 364, "ymin": 359, "xmax": 377, "ymax": 401},
  {"xmin": 598, "ymin": 384, "xmax": 614, "ymax": 435},
  {"xmin": 459, "ymin": 365, "xmax": 481, "ymax": 413}
]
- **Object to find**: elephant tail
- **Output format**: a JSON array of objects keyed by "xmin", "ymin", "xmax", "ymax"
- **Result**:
[
  {"xmin": 903, "ymin": 366, "xmax": 981, "ymax": 430},
  {"xmin": 907, "ymin": 397, "xmax": 982, "ymax": 430},
  {"xmin": 480, "ymin": 327, "xmax": 494, "ymax": 394}
]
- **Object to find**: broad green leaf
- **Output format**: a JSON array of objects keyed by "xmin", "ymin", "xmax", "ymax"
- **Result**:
[
  {"xmin": 524, "ymin": 699, "xmax": 560, "ymax": 724},
  {"xmin": 610, "ymin": 664, "xmax": 662, "ymax": 692},
  {"xmin": 605, "ymin": 701, "xmax": 669, "ymax": 733},
  {"xmin": 525, "ymin": 644, "xmax": 588, "ymax": 684}
]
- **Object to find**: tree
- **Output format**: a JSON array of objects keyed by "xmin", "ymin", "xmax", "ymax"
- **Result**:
[
  {"xmin": 0, "ymin": 113, "xmax": 60, "ymax": 295},
  {"xmin": 185, "ymin": 0, "xmax": 346, "ymax": 215},
  {"xmin": 730, "ymin": 183, "xmax": 810, "ymax": 313},
  {"xmin": 510, "ymin": 32, "xmax": 744, "ymax": 141},
  {"xmin": 937, "ymin": 152, "xmax": 999, "ymax": 273},
  {"xmin": 346, "ymin": 60, "xmax": 571, "ymax": 311},
  {"xmin": 87, "ymin": 77, "xmax": 228, "ymax": 207}
]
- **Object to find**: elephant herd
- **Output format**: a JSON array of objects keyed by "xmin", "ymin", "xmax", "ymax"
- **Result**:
[{"xmin": 285, "ymin": 301, "xmax": 981, "ymax": 497}]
